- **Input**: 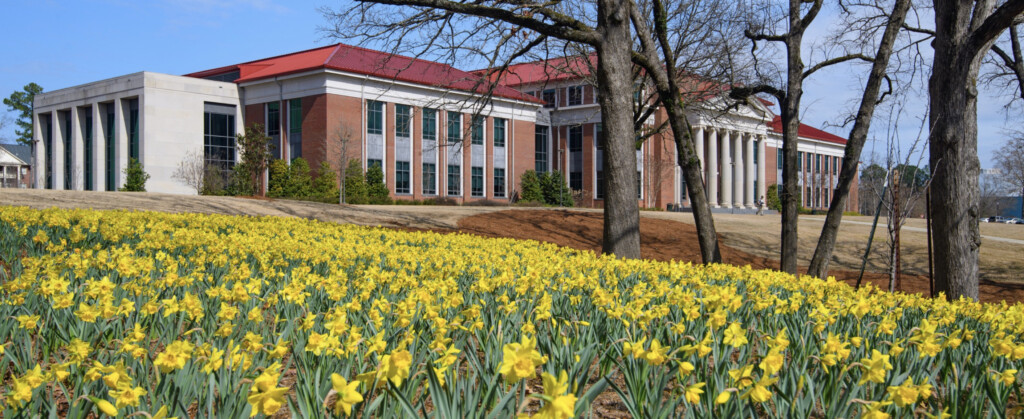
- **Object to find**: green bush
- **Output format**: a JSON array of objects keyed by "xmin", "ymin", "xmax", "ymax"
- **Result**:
[
  {"xmin": 119, "ymin": 158, "xmax": 150, "ymax": 192},
  {"xmin": 518, "ymin": 170, "xmax": 544, "ymax": 203},
  {"xmin": 344, "ymin": 159, "xmax": 368, "ymax": 204},
  {"xmin": 766, "ymin": 184, "xmax": 781, "ymax": 211},
  {"xmin": 365, "ymin": 164, "xmax": 392, "ymax": 205},
  {"xmin": 286, "ymin": 158, "xmax": 313, "ymax": 198},
  {"xmin": 312, "ymin": 161, "xmax": 339, "ymax": 203},
  {"xmin": 267, "ymin": 159, "xmax": 290, "ymax": 198},
  {"xmin": 541, "ymin": 171, "xmax": 574, "ymax": 207}
]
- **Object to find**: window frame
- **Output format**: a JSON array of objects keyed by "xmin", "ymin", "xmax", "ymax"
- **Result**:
[
  {"xmin": 367, "ymin": 100, "xmax": 384, "ymax": 135},
  {"xmin": 395, "ymin": 161, "xmax": 411, "ymax": 194},
  {"xmin": 471, "ymin": 166, "xmax": 484, "ymax": 197},
  {"xmin": 567, "ymin": 85, "xmax": 584, "ymax": 106}
]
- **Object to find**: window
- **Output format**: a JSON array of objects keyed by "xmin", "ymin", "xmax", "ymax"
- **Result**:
[
  {"xmin": 422, "ymin": 108, "xmax": 436, "ymax": 141},
  {"xmin": 204, "ymin": 104, "xmax": 237, "ymax": 183},
  {"xmin": 396, "ymin": 104, "xmax": 412, "ymax": 138},
  {"xmin": 542, "ymin": 89, "xmax": 557, "ymax": 108},
  {"xmin": 471, "ymin": 116, "xmax": 484, "ymax": 145},
  {"xmin": 422, "ymin": 163, "xmax": 436, "ymax": 195},
  {"xmin": 494, "ymin": 168, "xmax": 505, "ymax": 197},
  {"xmin": 569, "ymin": 125, "xmax": 583, "ymax": 190},
  {"xmin": 288, "ymin": 99, "xmax": 302, "ymax": 160},
  {"xmin": 815, "ymin": 154, "xmax": 821, "ymax": 173},
  {"xmin": 833, "ymin": 157, "xmax": 839, "ymax": 175},
  {"xmin": 567, "ymin": 85, "xmax": 583, "ymax": 106},
  {"xmin": 83, "ymin": 110, "xmax": 93, "ymax": 191},
  {"xmin": 128, "ymin": 99, "xmax": 140, "ymax": 163},
  {"xmin": 823, "ymin": 154, "xmax": 828, "ymax": 174},
  {"xmin": 535, "ymin": 126, "xmax": 549, "ymax": 173},
  {"xmin": 105, "ymin": 104, "xmax": 115, "ymax": 191},
  {"xmin": 777, "ymin": 148, "xmax": 783, "ymax": 170},
  {"xmin": 368, "ymin": 159, "xmax": 383, "ymax": 170},
  {"xmin": 471, "ymin": 166, "xmax": 484, "ymax": 197},
  {"xmin": 637, "ymin": 171, "xmax": 643, "ymax": 199},
  {"xmin": 367, "ymin": 100, "xmax": 384, "ymax": 135},
  {"xmin": 44, "ymin": 114, "xmax": 52, "ymax": 189},
  {"xmin": 267, "ymin": 102, "xmax": 281, "ymax": 159},
  {"xmin": 753, "ymin": 140, "xmax": 758, "ymax": 165},
  {"xmin": 447, "ymin": 111, "xmax": 461, "ymax": 144},
  {"xmin": 447, "ymin": 164, "xmax": 461, "ymax": 195},
  {"xmin": 493, "ymin": 118, "xmax": 506, "ymax": 147},
  {"xmin": 396, "ymin": 161, "xmax": 410, "ymax": 194},
  {"xmin": 63, "ymin": 112, "xmax": 71, "ymax": 190},
  {"xmin": 596, "ymin": 170, "xmax": 605, "ymax": 199},
  {"xmin": 797, "ymin": 151, "xmax": 803, "ymax": 171}
]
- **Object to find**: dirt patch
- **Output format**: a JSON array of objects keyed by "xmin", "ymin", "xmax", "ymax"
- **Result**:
[{"xmin": 457, "ymin": 210, "xmax": 1024, "ymax": 304}]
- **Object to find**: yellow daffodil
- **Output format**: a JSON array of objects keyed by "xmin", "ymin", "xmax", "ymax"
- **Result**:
[{"xmin": 330, "ymin": 373, "xmax": 364, "ymax": 416}]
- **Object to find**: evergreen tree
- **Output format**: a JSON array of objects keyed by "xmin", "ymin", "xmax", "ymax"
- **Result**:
[
  {"xmin": 3, "ymin": 83, "xmax": 43, "ymax": 145},
  {"xmin": 119, "ymin": 158, "xmax": 150, "ymax": 192}
]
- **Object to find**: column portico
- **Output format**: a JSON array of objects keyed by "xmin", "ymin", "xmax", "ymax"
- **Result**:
[
  {"xmin": 744, "ymin": 133, "xmax": 755, "ymax": 208},
  {"xmin": 695, "ymin": 126, "xmax": 705, "ymax": 180},
  {"xmin": 92, "ymin": 105, "xmax": 104, "ymax": 191},
  {"xmin": 71, "ymin": 107, "xmax": 83, "ymax": 190},
  {"xmin": 757, "ymin": 135, "xmax": 767, "ymax": 202},
  {"xmin": 732, "ymin": 131, "xmax": 743, "ymax": 208},
  {"xmin": 707, "ymin": 128, "xmax": 719, "ymax": 207},
  {"xmin": 720, "ymin": 129, "xmax": 732, "ymax": 208}
]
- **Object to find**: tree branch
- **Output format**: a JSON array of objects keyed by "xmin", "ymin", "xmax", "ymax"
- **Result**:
[
  {"xmin": 802, "ymin": 53, "xmax": 875, "ymax": 79},
  {"xmin": 967, "ymin": 0, "xmax": 1024, "ymax": 56}
]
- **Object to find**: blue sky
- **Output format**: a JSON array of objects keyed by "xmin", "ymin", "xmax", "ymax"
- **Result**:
[{"xmin": 0, "ymin": 0, "xmax": 1017, "ymax": 168}]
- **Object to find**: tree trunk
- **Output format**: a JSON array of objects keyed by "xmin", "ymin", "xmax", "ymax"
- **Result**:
[
  {"xmin": 779, "ymin": 1, "xmax": 805, "ymax": 275},
  {"xmin": 807, "ymin": 0, "xmax": 911, "ymax": 279},
  {"xmin": 597, "ymin": 0, "xmax": 642, "ymax": 259}
]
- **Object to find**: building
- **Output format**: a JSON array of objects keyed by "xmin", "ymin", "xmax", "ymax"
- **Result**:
[
  {"xmin": 32, "ymin": 44, "xmax": 856, "ymax": 212},
  {"xmin": 0, "ymin": 143, "xmax": 31, "ymax": 188}
]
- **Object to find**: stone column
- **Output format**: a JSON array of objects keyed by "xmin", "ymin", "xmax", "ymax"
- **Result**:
[
  {"xmin": 721, "ymin": 129, "xmax": 732, "ymax": 208},
  {"xmin": 758, "ymin": 135, "xmax": 767, "ymax": 202},
  {"xmin": 71, "ymin": 107, "xmax": 83, "ymax": 190},
  {"xmin": 695, "ymin": 126, "xmax": 705, "ymax": 180},
  {"xmin": 92, "ymin": 105, "xmax": 104, "ymax": 191},
  {"xmin": 744, "ymin": 133, "xmax": 755, "ymax": 207},
  {"xmin": 53, "ymin": 112, "xmax": 65, "ymax": 190},
  {"xmin": 33, "ymin": 113, "xmax": 44, "ymax": 189},
  {"xmin": 733, "ymin": 131, "xmax": 744, "ymax": 208},
  {"xmin": 115, "ymin": 99, "xmax": 128, "ymax": 189},
  {"xmin": 707, "ymin": 128, "xmax": 719, "ymax": 207}
]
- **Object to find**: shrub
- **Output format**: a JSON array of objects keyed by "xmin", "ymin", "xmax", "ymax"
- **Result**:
[
  {"xmin": 767, "ymin": 184, "xmax": 801, "ymax": 212},
  {"xmin": 234, "ymin": 124, "xmax": 273, "ymax": 196},
  {"xmin": 312, "ymin": 161, "xmax": 339, "ymax": 203},
  {"xmin": 267, "ymin": 159, "xmax": 290, "ymax": 198},
  {"xmin": 344, "ymin": 159, "xmax": 368, "ymax": 204},
  {"xmin": 365, "ymin": 164, "xmax": 392, "ymax": 205},
  {"xmin": 518, "ymin": 170, "xmax": 545, "ymax": 204},
  {"xmin": 119, "ymin": 158, "xmax": 150, "ymax": 192},
  {"xmin": 540, "ymin": 171, "xmax": 574, "ymax": 207},
  {"xmin": 286, "ymin": 158, "xmax": 313, "ymax": 198}
]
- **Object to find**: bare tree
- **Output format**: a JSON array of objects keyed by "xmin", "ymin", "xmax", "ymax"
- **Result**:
[
  {"xmin": 333, "ymin": 121, "xmax": 358, "ymax": 204},
  {"xmin": 325, "ymin": 0, "xmax": 642, "ymax": 258},
  {"xmin": 993, "ymin": 134, "xmax": 1024, "ymax": 216},
  {"xmin": 984, "ymin": 19, "xmax": 1024, "ymax": 106},
  {"xmin": 172, "ymin": 150, "xmax": 206, "ymax": 194},
  {"xmin": 731, "ymin": 0, "xmax": 875, "ymax": 274},
  {"xmin": 979, "ymin": 168, "xmax": 1011, "ymax": 216},
  {"xmin": 926, "ymin": 0, "xmax": 1024, "ymax": 300},
  {"xmin": 806, "ymin": 0, "xmax": 913, "ymax": 279}
]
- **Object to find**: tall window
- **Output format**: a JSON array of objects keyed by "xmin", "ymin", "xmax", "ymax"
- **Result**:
[
  {"xmin": 204, "ymin": 105, "xmax": 237, "ymax": 175},
  {"xmin": 128, "ymin": 99, "xmax": 140, "ymax": 163},
  {"xmin": 833, "ymin": 157, "xmax": 839, "ymax": 175},
  {"xmin": 596, "ymin": 170, "xmax": 605, "ymax": 199},
  {"xmin": 447, "ymin": 164, "xmax": 461, "ymax": 195},
  {"xmin": 542, "ymin": 89, "xmax": 556, "ymax": 108},
  {"xmin": 797, "ymin": 151, "xmax": 803, "ymax": 171},
  {"xmin": 368, "ymin": 159, "xmax": 383, "ymax": 170},
  {"xmin": 471, "ymin": 116, "xmax": 484, "ymax": 145},
  {"xmin": 396, "ymin": 104, "xmax": 412, "ymax": 138},
  {"xmin": 535, "ymin": 126, "xmax": 549, "ymax": 173},
  {"xmin": 395, "ymin": 161, "xmax": 410, "ymax": 194},
  {"xmin": 63, "ymin": 112, "xmax": 72, "ymax": 190},
  {"xmin": 105, "ymin": 104, "xmax": 115, "ymax": 191},
  {"xmin": 447, "ymin": 111, "xmax": 461, "ymax": 144},
  {"xmin": 777, "ymin": 148, "xmax": 783, "ymax": 170},
  {"xmin": 569, "ymin": 125, "xmax": 583, "ymax": 190},
  {"xmin": 494, "ymin": 168, "xmax": 505, "ymax": 197},
  {"xmin": 494, "ymin": 118, "xmax": 506, "ymax": 148},
  {"xmin": 815, "ymin": 154, "xmax": 821, "ymax": 173},
  {"xmin": 267, "ymin": 102, "xmax": 280, "ymax": 159},
  {"xmin": 637, "ymin": 170, "xmax": 643, "ymax": 199},
  {"xmin": 44, "ymin": 114, "xmax": 52, "ymax": 189},
  {"xmin": 367, "ymin": 100, "xmax": 384, "ymax": 135},
  {"xmin": 567, "ymin": 85, "xmax": 583, "ymax": 106},
  {"xmin": 422, "ymin": 108, "xmax": 436, "ymax": 141},
  {"xmin": 596, "ymin": 123, "xmax": 604, "ymax": 199},
  {"xmin": 823, "ymin": 154, "xmax": 829, "ymax": 174},
  {"xmin": 83, "ymin": 110, "xmax": 93, "ymax": 191},
  {"xmin": 288, "ymin": 99, "xmax": 302, "ymax": 160},
  {"xmin": 422, "ymin": 163, "xmax": 436, "ymax": 195},
  {"xmin": 471, "ymin": 166, "xmax": 483, "ymax": 197}
]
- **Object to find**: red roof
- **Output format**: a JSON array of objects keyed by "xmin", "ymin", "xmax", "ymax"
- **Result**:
[
  {"xmin": 185, "ymin": 44, "xmax": 542, "ymax": 104},
  {"xmin": 768, "ymin": 116, "xmax": 847, "ymax": 144},
  {"xmin": 473, "ymin": 55, "xmax": 597, "ymax": 87}
]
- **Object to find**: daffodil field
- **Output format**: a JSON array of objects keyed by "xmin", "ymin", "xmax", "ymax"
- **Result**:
[{"xmin": 1, "ymin": 206, "xmax": 1023, "ymax": 418}]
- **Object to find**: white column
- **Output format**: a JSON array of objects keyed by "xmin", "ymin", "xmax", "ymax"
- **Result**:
[
  {"xmin": 720, "ymin": 130, "xmax": 732, "ymax": 208},
  {"xmin": 33, "ymin": 113, "xmax": 44, "ymax": 189},
  {"xmin": 732, "ymin": 131, "xmax": 744, "ymax": 208},
  {"xmin": 695, "ymin": 126, "xmax": 705, "ymax": 180},
  {"xmin": 92, "ymin": 105, "xmax": 104, "ymax": 191},
  {"xmin": 53, "ymin": 112, "xmax": 66, "ymax": 190},
  {"xmin": 758, "ymin": 135, "xmax": 767, "ymax": 204},
  {"xmin": 115, "ymin": 99, "xmax": 128, "ymax": 189},
  {"xmin": 71, "ymin": 107, "xmax": 83, "ymax": 190},
  {"xmin": 707, "ymin": 128, "xmax": 719, "ymax": 207},
  {"xmin": 744, "ymin": 133, "xmax": 755, "ymax": 208}
]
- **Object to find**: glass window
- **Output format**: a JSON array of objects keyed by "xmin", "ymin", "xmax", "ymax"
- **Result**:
[
  {"xmin": 395, "ymin": 161, "xmax": 410, "ymax": 194},
  {"xmin": 204, "ymin": 110, "xmax": 237, "ymax": 175},
  {"xmin": 422, "ymin": 163, "xmax": 436, "ymax": 195},
  {"xmin": 471, "ymin": 166, "xmax": 483, "ymax": 197},
  {"xmin": 816, "ymin": 154, "xmax": 821, "ymax": 173},
  {"xmin": 83, "ymin": 111, "xmax": 93, "ymax": 191},
  {"xmin": 823, "ymin": 154, "xmax": 828, "ymax": 174},
  {"xmin": 367, "ymin": 100, "xmax": 384, "ymax": 135},
  {"xmin": 447, "ymin": 164, "xmax": 460, "ymax": 195},
  {"xmin": 797, "ymin": 151, "xmax": 803, "ymax": 171},
  {"xmin": 493, "ymin": 118, "xmax": 505, "ymax": 147},
  {"xmin": 777, "ymin": 148, "xmax": 783, "ymax": 170},
  {"xmin": 834, "ymin": 157, "xmax": 839, "ymax": 175},
  {"xmin": 105, "ymin": 104, "xmax": 115, "ymax": 191},
  {"xmin": 535, "ymin": 126, "xmax": 549, "ymax": 173},
  {"xmin": 44, "ymin": 115, "xmax": 52, "ymax": 189},
  {"xmin": 471, "ymin": 116, "xmax": 484, "ymax": 145},
  {"xmin": 267, "ymin": 102, "xmax": 280, "ymax": 159},
  {"xmin": 542, "ymin": 89, "xmax": 556, "ymax": 108},
  {"xmin": 368, "ymin": 159, "xmax": 383, "ymax": 170},
  {"xmin": 637, "ymin": 170, "xmax": 643, "ymax": 199},
  {"xmin": 128, "ymin": 99, "xmax": 140, "ymax": 163},
  {"xmin": 289, "ymin": 99, "xmax": 302, "ymax": 160},
  {"xmin": 494, "ymin": 168, "xmax": 505, "ymax": 197},
  {"xmin": 447, "ymin": 111, "xmax": 461, "ymax": 144},
  {"xmin": 396, "ymin": 104, "xmax": 412, "ymax": 138},
  {"xmin": 569, "ymin": 125, "xmax": 583, "ymax": 191},
  {"xmin": 422, "ymin": 108, "xmax": 436, "ymax": 141},
  {"xmin": 567, "ymin": 85, "xmax": 583, "ymax": 106},
  {"xmin": 596, "ymin": 170, "xmax": 604, "ymax": 199}
]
